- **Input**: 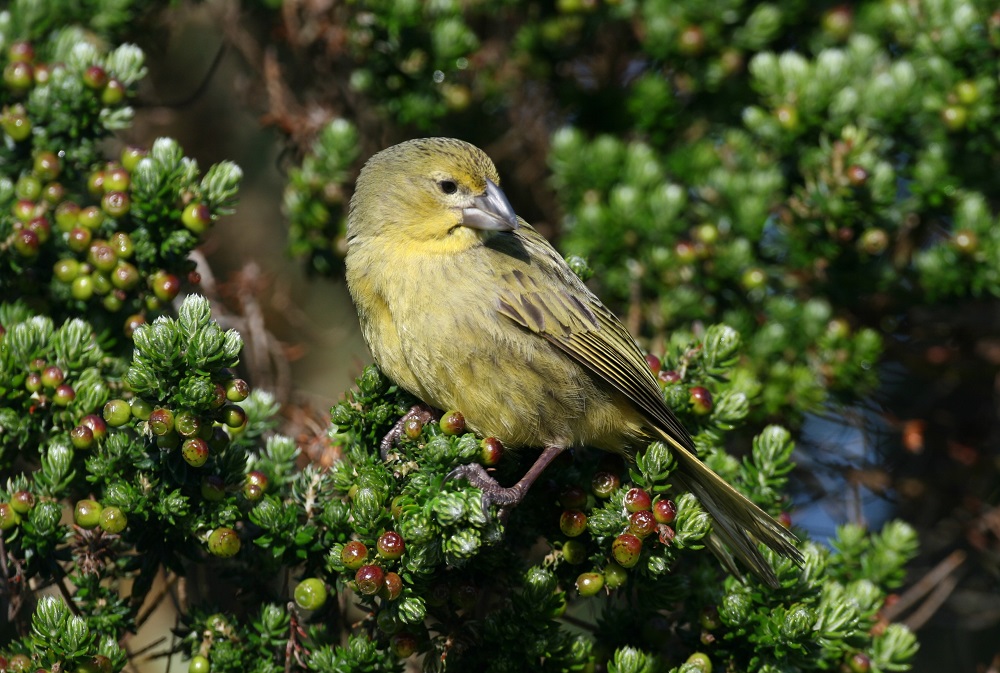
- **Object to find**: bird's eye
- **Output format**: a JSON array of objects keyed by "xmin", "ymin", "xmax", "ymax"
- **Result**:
[{"xmin": 438, "ymin": 180, "xmax": 458, "ymax": 195}]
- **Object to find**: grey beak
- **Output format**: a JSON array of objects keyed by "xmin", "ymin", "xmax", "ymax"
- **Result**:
[{"xmin": 462, "ymin": 178, "xmax": 519, "ymax": 232}]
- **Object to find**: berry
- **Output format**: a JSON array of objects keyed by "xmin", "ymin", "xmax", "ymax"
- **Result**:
[
  {"xmin": 859, "ymin": 228, "xmax": 889, "ymax": 255},
  {"xmin": 341, "ymin": 541, "xmax": 369, "ymax": 570},
  {"xmin": 576, "ymin": 571, "xmax": 604, "ymax": 597},
  {"xmin": 101, "ymin": 190, "xmax": 130, "ymax": 217},
  {"xmin": 740, "ymin": 267, "xmax": 767, "ymax": 291},
  {"xmin": 559, "ymin": 509, "xmax": 588, "ymax": 537},
  {"xmin": 0, "ymin": 502, "xmax": 20, "ymax": 531},
  {"xmin": 55, "ymin": 201, "xmax": 80, "ymax": 231},
  {"xmin": 377, "ymin": 531, "xmax": 405, "ymax": 559},
  {"xmin": 1, "ymin": 107, "xmax": 31, "ymax": 141},
  {"xmin": 686, "ymin": 652, "xmax": 712, "ymax": 673},
  {"xmin": 440, "ymin": 409, "xmax": 466, "ymax": 435},
  {"xmin": 225, "ymin": 378, "xmax": 250, "ymax": 402},
  {"xmin": 175, "ymin": 410, "xmax": 202, "ymax": 437},
  {"xmin": 15, "ymin": 175, "xmax": 42, "ymax": 201},
  {"xmin": 109, "ymin": 231, "xmax": 134, "ymax": 257},
  {"xmin": 846, "ymin": 164, "xmax": 869, "ymax": 187},
  {"xmin": 403, "ymin": 417, "xmax": 423, "ymax": 439},
  {"xmin": 53, "ymin": 384, "xmax": 75, "ymax": 406},
  {"xmin": 188, "ymin": 655, "xmax": 210, "ymax": 673},
  {"xmin": 355, "ymin": 564, "xmax": 385, "ymax": 595},
  {"xmin": 953, "ymin": 229, "xmax": 978, "ymax": 254},
  {"xmin": 124, "ymin": 313, "xmax": 146, "ymax": 338},
  {"xmin": 4, "ymin": 61, "xmax": 34, "ymax": 90},
  {"xmin": 689, "ymin": 386, "xmax": 713, "ymax": 415},
  {"xmin": 41, "ymin": 365, "xmax": 64, "ymax": 389},
  {"xmin": 111, "ymin": 261, "xmax": 140, "ymax": 290},
  {"xmin": 775, "ymin": 104, "xmax": 800, "ymax": 131},
  {"xmin": 674, "ymin": 240, "xmax": 697, "ymax": 263},
  {"xmin": 294, "ymin": 578, "xmax": 328, "ymax": 610},
  {"xmin": 88, "ymin": 242, "xmax": 118, "ymax": 272},
  {"xmin": 8, "ymin": 41, "xmax": 35, "ymax": 62},
  {"xmin": 611, "ymin": 533, "xmax": 642, "ymax": 568},
  {"xmin": 653, "ymin": 498, "xmax": 677, "ymax": 524},
  {"xmin": 941, "ymin": 105, "xmax": 968, "ymax": 131},
  {"xmin": 693, "ymin": 222, "xmax": 719, "ymax": 245},
  {"xmin": 33, "ymin": 151, "xmax": 60, "ymax": 181},
  {"xmin": 244, "ymin": 470, "xmax": 268, "ymax": 499},
  {"xmin": 71, "ymin": 424, "xmax": 95, "ymax": 449},
  {"xmin": 103, "ymin": 398, "xmax": 131, "ymax": 426},
  {"xmin": 182, "ymin": 202, "xmax": 212, "ymax": 234},
  {"xmin": 822, "ymin": 5, "xmax": 853, "ymax": 41},
  {"xmin": 644, "ymin": 353, "xmax": 661, "ymax": 372},
  {"xmin": 78, "ymin": 205, "xmax": 104, "ymax": 229},
  {"xmin": 603, "ymin": 561, "xmax": 628, "ymax": 589},
  {"xmin": 25, "ymin": 372, "xmax": 42, "ymax": 393},
  {"xmin": 152, "ymin": 271, "xmax": 182, "ymax": 302},
  {"xmin": 121, "ymin": 146, "xmax": 146, "ymax": 171},
  {"xmin": 479, "ymin": 436, "xmax": 504, "ymax": 466},
  {"xmin": 846, "ymin": 652, "xmax": 871, "ymax": 673},
  {"xmin": 955, "ymin": 80, "xmax": 980, "ymax": 105},
  {"xmin": 101, "ymin": 78, "xmax": 125, "ymax": 105},
  {"xmin": 13, "ymin": 229, "xmax": 39, "ymax": 257},
  {"xmin": 623, "ymin": 487, "xmax": 651, "ymax": 512},
  {"xmin": 562, "ymin": 539, "xmax": 587, "ymax": 564},
  {"xmin": 99, "ymin": 506, "xmax": 127, "ymax": 534},
  {"xmin": 74, "ymin": 499, "xmax": 103, "ymax": 529},
  {"xmin": 559, "ymin": 486, "xmax": 588, "ymax": 509},
  {"xmin": 80, "ymin": 414, "xmax": 108, "ymax": 441},
  {"xmin": 628, "ymin": 510, "xmax": 657, "ymax": 538},
  {"xmin": 182, "ymin": 438, "xmax": 210, "ymax": 467},
  {"xmin": 592, "ymin": 471, "xmax": 620, "ymax": 498},
  {"xmin": 149, "ymin": 408, "xmax": 175, "ymax": 436},
  {"xmin": 381, "ymin": 571, "xmax": 403, "ymax": 600},
  {"xmin": 201, "ymin": 475, "xmax": 226, "ymax": 501},
  {"xmin": 390, "ymin": 632, "xmax": 419, "ymax": 658},
  {"xmin": 658, "ymin": 369, "xmax": 681, "ymax": 385},
  {"xmin": 53, "ymin": 258, "xmax": 82, "ymax": 284},
  {"xmin": 207, "ymin": 527, "xmax": 241, "ymax": 557},
  {"xmin": 70, "ymin": 274, "xmax": 94, "ymax": 301},
  {"xmin": 221, "ymin": 404, "xmax": 247, "ymax": 429},
  {"xmin": 678, "ymin": 25, "xmax": 706, "ymax": 56},
  {"xmin": 41, "ymin": 182, "xmax": 66, "ymax": 204},
  {"xmin": 68, "ymin": 226, "xmax": 92, "ymax": 253},
  {"xmin": 10, "ymin": 490, "xmax": 35, "ymax": 514},
  {"xmin": 82, "ymin": 65, "xmax": 108, "ymax": 89}
]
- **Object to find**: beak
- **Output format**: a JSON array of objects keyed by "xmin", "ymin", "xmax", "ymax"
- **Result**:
[{"xmin": 462, "ymin": 179, "xmax": 519, "ymax": 232}]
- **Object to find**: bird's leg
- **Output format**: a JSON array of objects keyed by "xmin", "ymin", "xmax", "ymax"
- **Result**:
[
  {"xmin": 448, "ymin": 444, "xmax": 567, "ymax": 519},
  {"xmin": 380, "ymin": 404, "xmax": 438, "ymax": 461}
]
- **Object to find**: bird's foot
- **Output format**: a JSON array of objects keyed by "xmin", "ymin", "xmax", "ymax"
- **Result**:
[{"xmin": 380, "ymin": 404, "xmax": 438, "ymax": 461}]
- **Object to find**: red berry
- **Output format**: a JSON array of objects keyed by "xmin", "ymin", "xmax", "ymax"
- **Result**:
[
  {"xmin": 377, "ymin": 531, "xmax": 405, "ymax": 559},
  {"xmin": 559, "ymin": 485, "xmax": 588, "ymax": 509},
  {"xmin": 83, "ymin": 65, "xmax": 108, "ymax": 89},
  {"xmin": 623, "ymin": 487, "xmax": 651, "ymax": 512},
  {"xmin": 689, "ymin": 386, "xmax": 713, "ymax": 415},
  {"xmin": 658, "ymin": 369, "xmax": 681, "ymax": 385},
  {"xmin": 611, "ymin": 533, "xmax": 643, "ymax": 568},
  {"xmin": 80, "ymin": 414, "xmax": 107, "ymax": 441},
  {"xmin": 8, "ymin": 41, "xmax": 35, "ymax": 63},
  {"xmin": 653, "ymin": 498, "xmax": 677, "ymax": 524},
  {"xmin": 13, "ymin": 229, "xmax": 39, "ymax": 257},
  {"xmin": 53, "ymin": 384, "xmax": 75, "ymax": 406},
  {"xmin": 559, "ymin": 509, "xmax": 588, "ymax": 537},
  {"xmin": 101, "ymin": 190, "xmax": 130, "ymax": 217},
  {"xmin": 40, "ymin": 365, "xmax": 64, "ymax": 389},
  {"xmin": 148, "ymin": 408, "xmax": 175, "ymax": 436},
  {"xmin": 380, "ymin": 571, "xmax": 403, "ymax": 600},
  {"xmin": 10, "ymin": 490, "xmax": 35, "ymax": 514},
  {"xmin": 341, "ymin": 541, "xmax": 369, "ymax": 570},
  {"xmin": 479, "ymin": 436, "xmax": 504, "ymax": 466},
  {"xmin": 628, "ymin": 510, "xmax": 657, "ymax": 538},
  {"xmin": 355, "ymin": 564, "xmax": 385, "ymax": 595},
  {"xmin": 182, "ymin": 438, "xmax": 210, "ymax": 467},
  {"xmin": 151, "ymin": 270, "xmax": 181, "ymax": 302},
  {"xmin": 645, "ymin": 354, "xmax": 661, "ymax": 372},
  {"xmin": 846, "ymin": 164, "xmax": 869, "ymax": 187},
  {"xmin": 244, "ymin": 470, "xmax": 268, "ymax": 499}
]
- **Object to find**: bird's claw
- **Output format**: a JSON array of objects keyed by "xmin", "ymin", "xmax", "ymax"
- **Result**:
[{"xmin": 446, "ymin": 463, "xmax": 522, "ymax": 525}]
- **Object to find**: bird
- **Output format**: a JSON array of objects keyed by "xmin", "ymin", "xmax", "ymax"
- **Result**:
[{"xmin": 344, "ymin": 137, "xmax": 802, "ymax": 587}]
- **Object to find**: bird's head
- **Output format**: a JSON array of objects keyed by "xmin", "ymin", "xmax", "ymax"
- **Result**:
[{"xmin": 347, "ymin": 138, "xmax": 518, "ymax": 252}]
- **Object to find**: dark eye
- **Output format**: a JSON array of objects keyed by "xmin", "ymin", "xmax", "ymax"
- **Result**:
[{"xmin": 438, "ymin": 180, "xmax": 458, "ymax": 195}]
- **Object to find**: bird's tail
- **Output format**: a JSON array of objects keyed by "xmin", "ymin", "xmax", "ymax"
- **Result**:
[{"xmin": 656, "ymin": 428, "xmax": 803, "ymax": 588}]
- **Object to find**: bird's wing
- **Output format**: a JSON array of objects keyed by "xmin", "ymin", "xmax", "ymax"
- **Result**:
[{"xmin": 494, "ymin": 226, "xmax": 695, "ymax": 451}]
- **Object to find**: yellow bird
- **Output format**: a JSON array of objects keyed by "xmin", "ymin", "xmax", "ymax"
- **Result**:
[{"xmin": 345, "ymin": 137, "xmax": 802, "ymax": 587}]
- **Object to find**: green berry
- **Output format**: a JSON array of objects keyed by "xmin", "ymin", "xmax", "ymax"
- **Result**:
[
  {"xmin": 8, "ymin": 40, "xmax": 35, "ymax": 62},
  {"xmin": 12, "ymin": 198, "xmax": 36, "ymax": 221},
  {"xmin": 380, "ymin": 571, "xmax": 403, "ymax": 601},
  {"xmin": 341, "ymin": 540, "xmax": 369, "ymax": 570},
  {"xmin": 439, "ymin": 409, "xmax": 466, "ymax": 435},
  {"xmin": 33, "ymin": 151, "xmax": 60, "ymax": 181},
  {"xmin": 103, "ymin": 398, "xmax": 131, "ymax": 427},
  {"xmin": 562, "ymin": 539, "xmax": 587, "ymax": 564},
  {"xmin": 25, "ymin": 372, "xmax": 42, "ymax": 393},
  {"xmin": 822, "ymin": 5, "xmax": 853, "ymax": 41},
  {"xmin": 149, "ymin": 408, "xmax": 175, "ymax": 436},
  {"xmin": 390, "ymin": 632, "xmax": 419, "ymax": 658},
  {"xmin": 224, "ymin": 378, "xmax": 250, "ymax": 402},
  {"xmin": 109, "ymin": 231, "xmax": 134, "ymax": 257},
  {"xmin": 377, "ymin": 531, "xmax": 405, "ymax": 559},
  {"xmin": 955, "ymin": 80, "xmax": 980, "ymax": 105},
  {"xmin": 53, "ymin": 258, "xmax": 79, "ymax": 283},
  {"xmin": 941, "ymin": 105, "xmax": 968, "ymax": 131},
  {"xmin": 124, "ymin": 313, "xmax": 146, "ymax": 338},
  {"xmin": 403, "ymin": 417, "xmax": 423, "ymax": 439},
  {"xmin": 175, "ymin": 410, "xmax": 202, "ymax": 437},
  {"xmin": 99, "ymin": 505, "xmax": 127, "ymax": 533},
  {"xmin": 611, "ymin": 533, "xmax": 642, "ymax": 568},
  {"xmin": 41, "ymin": 365, "xmax": 64, "ymax": 389},
  {"xmin": 101, "ymin": 78, "xmax": 125, "ymax": 105},
  {"xmin": 88, "ymin": 242, "xmax": 118, "ymax": 272},
  {"xmin": 182, "ymin": 438, "xmax": 210, "ymax": 467},
  {"xmin": 576, "ymin": 571, "xmax": 604, "ymax": 597},
  {"xmin": 67, "ymin": 227, "xmax": 92, "ymax": 254},
  {"xmin": 207, "ymin": 527, "xmax": 241, "ymax": 557},
  {"xmin": 101, "ymin": 190, "xmax": 130, "ymax": 217},
  {"xmin": 78, "ymin": 205, "xmax": 104, "ymax": 229},
  {"xmin": 559, "ymin": 509, "xmax": 587, "ymax": 537},
  {"xmin": 221, "ymin": 404, "xmax": 247, "ymax": 429},
  {"xmin": 0, "ymin": 502, "xmax": 21, "ymax": 530},
  {"xmin": 71, "ymin": 424, "xmax": 95, "ymax": 449},
  {"xmin": 82, "ymin": 65, "xmax": 108, "ymax": 89},
  {"xmin": 41, "ymin": 181, "xmax": 66, "ymax": 204},
  {"xmin": 740, "ymin": 267, "xmax": 767, "ymax": 291},
  {"xmin": 74, "ymin": 499, "xmax": 103, "ymax": 529},
  {"xmin": 859, "ymin": 228, "xmax": 889, "ymax": 255},
  {"xmin": 152, "ymin": 270, "xmax": 182, "ymax": 302},
  {"xmin": 686, "ymin": 652, "xmax": 712, "ymax": 673},
  {"xmin": 846, "ymin": 652, "xmax": 871, "ymax": 673},
  {"xmin": 182, "ymin": 202, "xmax": 212, "ymax": 234},
  {"xmin": 1, "ymin": 108, "xmax": 31, "ymax": 141},
  {"xmin": 111, "ymin": 261, "xmax": 139, "ymax": 290},
  {"xmin": 355, "ymin": 564, "xmax": 385, "ymax": 595},
  {"xmin": 121, "ymin": 146, "xmax": 146, "ymax": 171},
  {"xmin": 603, "ymin": 561, "xmax": 628, "ymax": 589},
  {"xmin": 55, "ymin": 201, "xmax": 80, "ymax": 231},
  {"xmin": 15, "ymin": 175, "xmax": 42, "ymax": 201},
  {"xmin": 201, "ymin": 475, "xmax": 226, "ymax": 501},
  {"xmin": 4, "ymin": 60, "xmax": 34, "ymax": 90},
  {"xmin": 294, "ymin": 577, "xmax": 328, "ymax": 610},
  {"xmin": 244, "ymin": 470, "xmax": 268, "ymax": 499},
  {"xmin": 188, "ymin": 655, "xmax": 210, "ymax": 673}
]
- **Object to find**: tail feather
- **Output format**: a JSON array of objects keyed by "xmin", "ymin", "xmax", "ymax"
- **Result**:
[{"xmin": 660, "ymin": 430, "xmax": 803, "ymax": 588}]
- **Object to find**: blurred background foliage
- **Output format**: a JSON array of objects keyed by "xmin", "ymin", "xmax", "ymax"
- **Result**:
[{"xmin": 0, "ymin": 0, "xmax": 998, "ymax": 671}]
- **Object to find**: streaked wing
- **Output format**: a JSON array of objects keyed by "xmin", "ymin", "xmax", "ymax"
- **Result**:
[{"xmin": 494, "ymin": 226, "xmax": 695, "ymax": 451}]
